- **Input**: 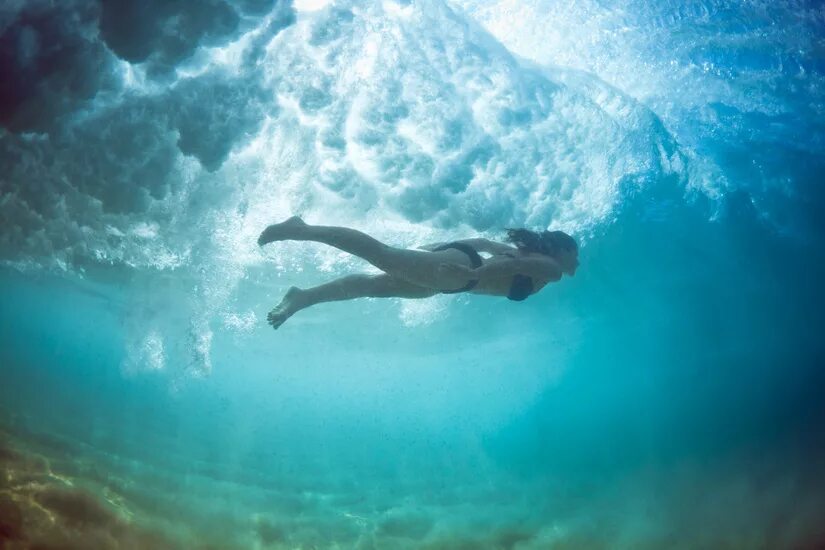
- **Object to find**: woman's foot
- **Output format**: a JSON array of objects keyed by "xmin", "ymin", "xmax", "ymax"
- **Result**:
[
  {"xmin": 258, "ymin": 216, "xmax": 307, "ymax": 246},
  {"xmin": 267, "ymin": 286, "xmax": 304, "ymax": 329}
]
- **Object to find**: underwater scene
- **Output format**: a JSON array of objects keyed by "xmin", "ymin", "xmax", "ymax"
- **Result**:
[{"xmin": 1, "ymin": 0, "xmax": 824, "ymax": 548}]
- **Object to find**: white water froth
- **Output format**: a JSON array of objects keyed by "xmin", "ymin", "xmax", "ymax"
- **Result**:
[
  {"xmin": 454, "ymin": 0, "xmax": 825, "ymax": 197},
  {"xmin": 250, "ymin": 0, "xmax": 680, "ymax": 232}
]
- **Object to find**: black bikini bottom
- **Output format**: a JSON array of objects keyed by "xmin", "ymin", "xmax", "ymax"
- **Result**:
[{"xmin": 430, "ymin": 242, "xmax": 483, "ymax": 294}]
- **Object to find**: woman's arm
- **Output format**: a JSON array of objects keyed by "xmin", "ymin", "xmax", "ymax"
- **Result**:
[
  {"xmin": 472, "ymin": 256, "xmax": 562, "ymax": 281},
  {"xmin": 463, "ymin": 238, "xmax": 518, "ymax": 255},
  {"xmin": 419, "ymin": 238, "xmax": 517, "ymax": 255}
]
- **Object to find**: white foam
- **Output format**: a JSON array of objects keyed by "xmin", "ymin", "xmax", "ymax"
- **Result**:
[
  {"xmin": 294, "ymin": 0, "xmax": 332, "ymax": 12},
  {"xmin": 454, "ymin": 0, "xmax": 823, "ymax": 201}
]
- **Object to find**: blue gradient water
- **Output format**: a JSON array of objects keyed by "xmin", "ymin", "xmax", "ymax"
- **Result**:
[{"xmin": 1, "ymin": 0, "xmax": 824, "ymax": 547}]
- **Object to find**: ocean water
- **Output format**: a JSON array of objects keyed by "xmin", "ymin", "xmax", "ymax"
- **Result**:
[{"xmin": 1, "ymin": 0, "xmax": 824, "ymax": 548}]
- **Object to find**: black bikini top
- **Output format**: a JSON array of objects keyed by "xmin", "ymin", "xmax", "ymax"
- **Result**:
[
  {"xmin": 508, "ymin": 273, "xmax": 534, "ymax": 301},
  {"xmin": 500, "ymin": 251, "xmax": 534, "ymax": 301}
]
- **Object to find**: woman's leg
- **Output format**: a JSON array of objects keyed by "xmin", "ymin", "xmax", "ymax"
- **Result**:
[
  {"xmin": 258, "ymin": 217, "xmax": 470, "ymax": 290},
  {"xmin": 267, "ymin": 274, "xmax": 438, "ymax": 329}
]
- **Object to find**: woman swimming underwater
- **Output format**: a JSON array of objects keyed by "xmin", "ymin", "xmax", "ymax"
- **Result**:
[{"xmin": 258, "ymin": 216, "xmax": 579, "ymax": 329}]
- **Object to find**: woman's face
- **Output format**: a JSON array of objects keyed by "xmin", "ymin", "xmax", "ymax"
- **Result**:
[{"xmin": 556, "ymin": 248, "xmax": 579, "ymax": 276}]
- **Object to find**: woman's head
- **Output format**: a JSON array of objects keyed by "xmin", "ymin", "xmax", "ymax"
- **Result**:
[{"xmin": 506, "ymin": 228, "xmax": 579, "ymax": 276}]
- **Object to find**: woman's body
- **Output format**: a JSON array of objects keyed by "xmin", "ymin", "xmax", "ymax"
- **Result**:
[{"xmin": 258, "ymin": 216, "xmax": 579, "ymax": 329}]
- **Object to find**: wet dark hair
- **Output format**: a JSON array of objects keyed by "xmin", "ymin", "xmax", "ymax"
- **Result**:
[{"xmin": 505, "ymin": 228, "xmax": 578, "ymax": 257}]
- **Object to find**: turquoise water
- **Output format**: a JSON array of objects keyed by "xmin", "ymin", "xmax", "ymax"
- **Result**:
[{"xmin": 1, "ymin": 0, "xmax": 824, "ymax": 547}]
